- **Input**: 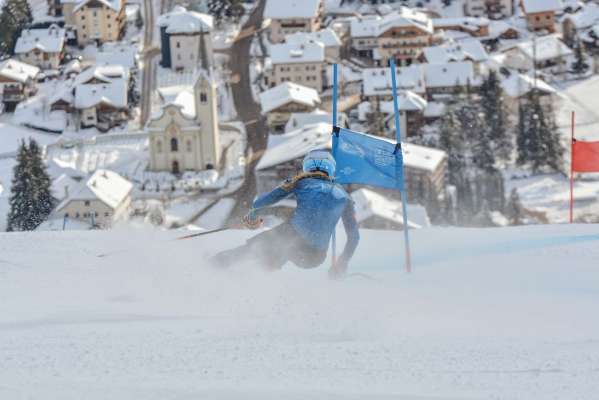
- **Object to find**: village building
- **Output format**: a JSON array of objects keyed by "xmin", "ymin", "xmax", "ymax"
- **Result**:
[
  {"xmin": 49, "ymin": 64, "xmax": 129, "ymax": 131},
  {"xmin": 362, "ymin": 65, "xmax": 426, "ymax": 101},
  {"xmin": 14, "ymin": 25, "xmax": 65, "ymax": 70},
  {"xmin": 259, "ymin": 82, "xmax": 321, "ymax": 132},
  {"xmin": 500, "ymin": 72, "xmax": 557, "ymax": 111},
  {"xmin": 62, "ymin": 0, "xmax": 126, "ymax": 46},
  {"xmin": 421, "ymin": 39, "xmax": 489, "ymax": 72},
  {"xmin": 432, "ymin": 17, "xmax": 491, "ymax": 37},
  {"xmin": 375, "ymin": 8, "xmax": 434, "ymax": 66},
  {"xmin": 379, "ymin": 91, "xmax": 428, "ymax": 138},
  {"xmin": 350, "ymin": 14, "xmax": 381, "ymax": 60},
  {"xmin": 502, "ymin": 35, "xmax": 573, "ymax": 74},
  {"xmin": 422, "ymin": 61, "xmax": 478, "ymax": 97},
  {"xmin": 147, "ymin": 72, "xmax": 220, "ymax": 174},
  {"xmin": 54, "ymin": 169, "xmax": 133, "ymax": 228},
  {"xmin": 286, "ymin": 28, "xmax": 343, "ymax": 61},
  {"xmin": 264, "ymin": 0, "xmax": 324, "ymax": 44},
  {"xmin": 464, "ymin": 0, "xmax": 514, "ymax": 19},
  {"xmin": 157, "ymin": 6, "xmax": 213, "ymax": 71},
  {"xmin": 95, "ymin": 42, "xmax": 138, "ymax": 70},
  {"xmin": 349, "ymin": 8, "xmax": 433, "ymax": 66},
  {"xmin": 351, "ymin": 188, "xmax": 430, "ymax": 231},
  {"xmin": 0, "ymin": 59, "xmax": 40, "ymax": 112},
  {"xmin": 521, "ymin": 0, "xmax": 563, "ymax": 34},
  {"xmin": 265, "ymin": 41, "xmax": 327, "ymax": 91}
]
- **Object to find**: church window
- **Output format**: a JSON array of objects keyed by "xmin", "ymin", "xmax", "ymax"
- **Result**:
[
  {"xmin": 170, "ymin": 137, "xmax": 179, "ymax": 152},
  {"xmin": 186, "ymin": 139, "xmax": 192, "ymax": 152},
  {"xmin": 200, "ymin": 92, "xmax": 208, "ymax": 103}
]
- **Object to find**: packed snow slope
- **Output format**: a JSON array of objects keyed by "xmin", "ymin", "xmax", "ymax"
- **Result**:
[{"xmin": 1, "ymin": 225, "xmax": 599, "ymax": 399}]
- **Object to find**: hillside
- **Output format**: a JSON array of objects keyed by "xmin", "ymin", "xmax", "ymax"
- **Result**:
[{"xmin": 1, "ymin": 225, "xmax": 599, "ymax": 399}]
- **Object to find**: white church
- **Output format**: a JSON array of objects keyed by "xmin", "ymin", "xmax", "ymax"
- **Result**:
[{"xmin": 147, "ymin": 71, "xmax": 220, "ymax": 174}]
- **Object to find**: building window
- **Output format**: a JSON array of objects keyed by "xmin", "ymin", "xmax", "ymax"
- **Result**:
[
  {"xmin": 93, "ymin": 11, "xmax": 97, "ymax": 16},
  {"xmin": 76, "ymin": 212, "xmax": 80, "ymax": 218},
  {"xmin": 105, "ymin": 212, "xmax": 110, "ymax": 217},
  {"xmin": 177, "ymin": 54, "xmax": 181, "ymax": 60},
  {"xmin": 84, "ymin": 200, "xmax": 90, "ymax": 206},
  {"xmin": 108, "ymin": 24, "xmax": 111, "ymax": 28},
  {"xmin": 82, "ymin": 25, "xmax": 86, "ymax": 29},
  {"xmin": 176, "ymin": 42, "xmax": 180, "ymax": 48},
  {"xmin": 200, "ymin": 93, "xmax": 207, "ymax": 103},
  {"xmin": 170, "ymin": 137, "xmax": 178, "ymax": 152},
  {"xmin": 186, "ymin": 139, "xmax": 192, "ymax": 152},
  {"xmin": 156, "ymin": 140, "xmax": 163, "ymax": 153},
  {"xmin": 81, "ymin": 15, "xmax": 85, "ymax": 20}
]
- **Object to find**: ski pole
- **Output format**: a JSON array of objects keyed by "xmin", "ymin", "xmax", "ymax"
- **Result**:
[{"xmin": 97, "ymin": 225, "xmax": 242, "ymax": 258}]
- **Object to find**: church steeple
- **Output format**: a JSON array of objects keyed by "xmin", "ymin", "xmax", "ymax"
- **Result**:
[{"xmin": 193, "ymin": 70, "xmax": 220, "ymax": 169}]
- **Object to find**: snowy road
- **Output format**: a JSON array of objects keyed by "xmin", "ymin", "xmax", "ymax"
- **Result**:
[{"xmin": 1, "ymin": 226, "xmax": 599, "ymax": 399}]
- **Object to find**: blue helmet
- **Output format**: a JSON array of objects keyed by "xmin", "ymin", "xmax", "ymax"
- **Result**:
[{"xmin": 302, "ymin": 150, "xmax": 336, "ymax": 177}]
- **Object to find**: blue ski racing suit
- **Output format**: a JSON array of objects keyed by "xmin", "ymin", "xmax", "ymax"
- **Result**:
[{"xmin": 213, "ymin": 171, "xmax": 360, "ymax": 273}]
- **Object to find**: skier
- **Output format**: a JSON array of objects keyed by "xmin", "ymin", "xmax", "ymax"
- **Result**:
[{"xmin": 212, "ymin": 150, "xmax": 360, "ymax": 279}]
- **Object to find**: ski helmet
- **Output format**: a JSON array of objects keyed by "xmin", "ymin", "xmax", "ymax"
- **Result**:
[{"xmin": 302, "ymin": 150, "xmax": 336, "ymax": 177}]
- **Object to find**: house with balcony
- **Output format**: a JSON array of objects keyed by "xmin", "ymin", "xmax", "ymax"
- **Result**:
[
  {"xmin": 14, "ymin": 24, "xmax": 66, "ymax": 70},
  {"xmin": 432, "ymin": 17, "xmax": 491, "ymax": 37},
  {"xmin": 464, "ymin": 0, "xmax": 514, "ymax": 19},
  {"xmin": 0, "ymin": 59, "xmax": 40, "ymax": 111}
]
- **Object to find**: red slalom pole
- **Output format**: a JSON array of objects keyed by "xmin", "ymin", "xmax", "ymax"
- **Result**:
[{"xmin": 570, "ymin": 111, "xmax": 575, "ymax": 224}]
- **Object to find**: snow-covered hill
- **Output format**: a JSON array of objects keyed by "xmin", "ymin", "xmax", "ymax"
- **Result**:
[{"xmin": 1, "ymin": 225, "xmax": 599, "ymax": 399}]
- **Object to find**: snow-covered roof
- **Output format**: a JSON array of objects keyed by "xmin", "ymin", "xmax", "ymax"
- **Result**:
[
  {"xmin": 377, "ymin": 7, "xmax": 433, "ymax": 36},
  {"xmin": 562, "ymin": 3, "xmax": 599, "ymax": 29},
  {"xmin": 285, "ymin": 110, "xmax": 334, "ymax": 132},
  {"xmin": 264, "ymin": 0, "xmax": 321, "ymax": 19},
  {"xmin": 501, "ymin": 73, "xmax": 557, "ymax": 98},
  {"xmin": 259, "ymin": 82, "xmax": 321, "ymax": 114},
  {"xmin": 73, "ymin": 0, "xmax": 122, "ymax": 12},
  {"xmin": 286, "ymin": 28, "xmax": 342, "ymax": 48},
  {"xmin": 402, "ymin": 141, "xmax": 447, "ymax": 172},
  {"xmin": 270, "ymin": 41, "xmax": 325, "ymax": 64},
  {"xmin": 157, "ymin": 6, "xmax": 213, "ymax": 34},
  {"xmin": 351, "ymin": 188, "xmax": 429, "ymax": 229},
  {"xmin": 362, "ymin": 66, "xmax": 426, "ymax": 97},
  {"xmin": 72, "ymin": 65, "xmax": 128, "ymax": 110},
  {"xmin": 256, "ymin": 123, "xmax": 332, "ymax": 171},
  {"xmin": 516, "ymin": 35, "xmax": 573, "ymax": 61},
  {"xmin": 423, "ymin": 61, "xmax": 476, "ymax": 88},
  {"xmin": 433, "ymin": 17, "xmax": 490, "ymax": 32},
  {"xmin": 423, "ymin": 39, "xmax": 488, "ymax": 64},
  {"xmin": 58, "ymin": 169, "xmax": 132, "ymax": 210},
  {"xmin": 350, "ymin": 15, "xmax": 381, "ymax": 38},
  {"xmin": 380, "ymin": 91, "xmax": 428, "ymax": 112},
  {"xmin": 51, "ymin": 174, "xmax": 79, "ymax": 200},
  {"xmin": 14, "ymin": 24, "xmax": 65, "ymax": 54},
  {"xmin": 96, "ymin": 43, "xmax": 137, "ymax": 69},
  {"xmin": 0, "ymin": 59, "xmax": 40, "ymax": 83},
  {"xmin": 157, "ymin": 85, "xmax": 196, "ymax": 118},
  {"xmin": 522, "ymin": 0, "xmax": 563, "ymax": 14}
]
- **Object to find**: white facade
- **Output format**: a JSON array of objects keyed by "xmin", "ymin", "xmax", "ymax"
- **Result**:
[
  {"xmin": 14, "ymin": 25, "xmax": 65, "ymax": 70},
  {"xmin": 168, "ymin": 33, "xmax": 212, "ymax": 71},
  {"xmin": 148, "ymin": 73, "xmax": 220, "ymax": 173}
]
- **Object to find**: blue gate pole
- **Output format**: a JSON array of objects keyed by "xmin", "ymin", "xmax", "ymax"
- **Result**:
[
  {"xmin": 389, "ymin": 59, "xmax": 413, "ymax": 273},
  {"xmin": 331, "ymin": 63, "xmax": 339, "ymax": 267}
]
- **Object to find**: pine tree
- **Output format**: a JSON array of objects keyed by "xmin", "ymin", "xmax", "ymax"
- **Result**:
[
  {"xmin": 571, "ymin": 37, "xmax": 589, "ymax": 75},
  {"xmin": 516, "ymin": 100, "xmax": 529, "ymax": 165},
  {"xmin": 0, "ymin": 0, "xmax": 33, "ymax": 56},
  {"xmin": 480, "ymin": 70, "xmax": 511, "ymax": 161},
  {"xmin": 6, "ymin": 139, "xmax": 54, "ymax": 231}
]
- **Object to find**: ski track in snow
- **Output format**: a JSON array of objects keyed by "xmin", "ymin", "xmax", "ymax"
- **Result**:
[{"xmin": 1, "ymin": 226, "xmax": 599, "ymax": 399}]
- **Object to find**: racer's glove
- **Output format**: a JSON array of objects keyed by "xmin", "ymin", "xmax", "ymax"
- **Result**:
[{"xmin": 242, "ymin": 209, "xmax": 263, "ymax": 230}]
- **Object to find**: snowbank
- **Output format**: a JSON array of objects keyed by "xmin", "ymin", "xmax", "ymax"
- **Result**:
[{"xmin": 1, "ymin": 225, "xmax": 599, "ymax": 399}]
